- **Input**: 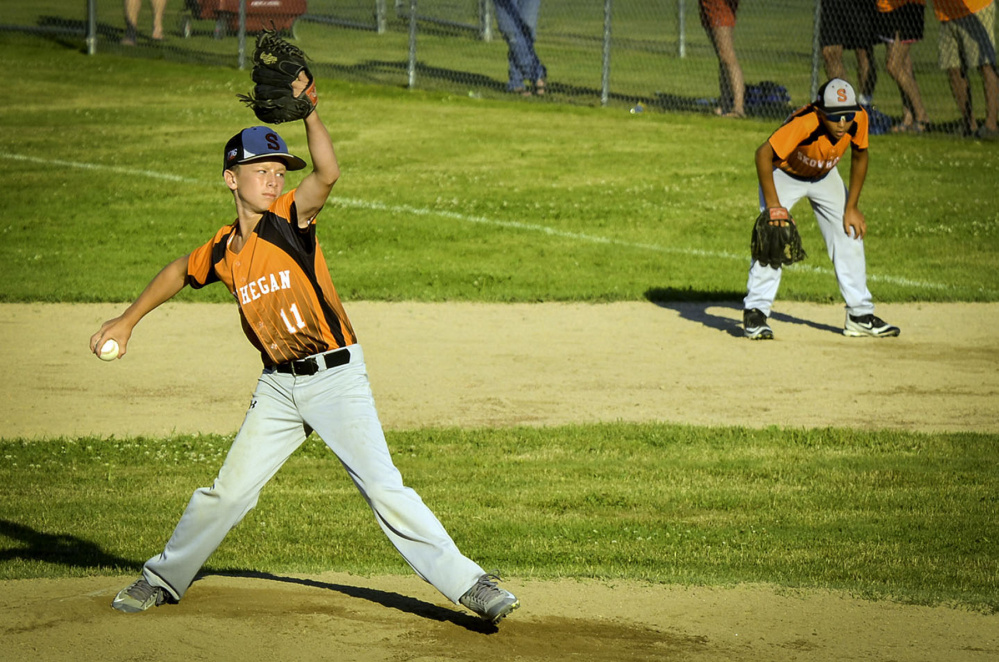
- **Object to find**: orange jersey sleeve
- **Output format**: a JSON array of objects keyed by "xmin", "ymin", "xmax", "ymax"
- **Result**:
[
  {"xmin": 877, "ymin": 0, "xmax": 925, "ymax": 11},
  {"xmin": 933, "ymin": 0, "xmax": 990, "ymax": 21},
  {"xmin": 186, "ymin": 190, "xmax": 357, "ymax": 367},
  {"xmin": 767, "ymin": 106, "xmax": 869, "ymax": 181}
]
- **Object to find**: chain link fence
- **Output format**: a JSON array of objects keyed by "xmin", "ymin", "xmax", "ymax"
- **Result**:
[{"xmin": 3, "ymin": 0, "xmax": 995, "ymax": 135}]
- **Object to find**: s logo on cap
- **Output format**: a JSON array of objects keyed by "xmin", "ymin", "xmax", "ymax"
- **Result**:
[{"xmin": 837, "ymin": 88, "xmax": 848, "ymax": 103}]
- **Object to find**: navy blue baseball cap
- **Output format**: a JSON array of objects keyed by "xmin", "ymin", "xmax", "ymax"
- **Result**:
[{"xmin": 223, "ymin": 126, "xmax": 307, "ymax": 172}]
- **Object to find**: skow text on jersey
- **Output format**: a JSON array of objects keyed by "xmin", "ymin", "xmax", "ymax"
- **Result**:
[{"xmin": 795, "ymin": 152, "xmax": 841, "ymax": 170}]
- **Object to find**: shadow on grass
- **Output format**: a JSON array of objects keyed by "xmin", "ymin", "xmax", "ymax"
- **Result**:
[
  {"xmin": 0, "ymin": 518, "xmax": 141, "ymax": 572},
  {"xmin": 309, "ymin": 58, "xmax": 796, "ymax": 117},
  {"xmin": 199, "ymin": 568, "xmax": 500, "ymax": 633},
  {"xmin": 644, "ymin": 288, "xmax": 842, "ymax": 336},
  {"xmin": 14, "ymin": 16, "xmax": 974, "ymax": 134},
  {"xmin": 0, "ymin": 518, "xmax": 497, "ymax": 631}
]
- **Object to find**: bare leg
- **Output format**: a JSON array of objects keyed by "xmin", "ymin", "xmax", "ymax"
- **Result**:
[
  {"xmin": 885, "ymin": 38, "xmax": 930, "ymax": 127},
  {"xmin": 948, "ymin": 67, "xmax": 976, "ymax": 134},
  {"xmin": 708, "ymin": 25, "xmax": 745, "ymax": 117},
  {"xmin": 151, "ymin": 0, "xmax": 167, "ymax": 39},
  {"xmin": 823, "ymin": 44, "xmax": 847, "ymax": 81},
  {"xmin": 899, "ymin": 49, "xmax": 929, "ymax": 123},
  {"xmin": 981, "ymin": 64, "xmax": 999, "ymax": 131},
  {"xmin": 856, "ymin": 46, "xmax": 877, "ymax": 103},
  {"xmin": 122, "ymin": 0, "xmax": 140, "ymax": 45}
]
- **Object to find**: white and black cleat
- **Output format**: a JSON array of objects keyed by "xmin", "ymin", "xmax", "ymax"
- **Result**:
[
  {"xmin": 743, "ymin": 308, "xmax": 774, "ymax": 340},
  {"xmin": 844, "ymin": 313, "xmax": 901, "ymax": 338}
]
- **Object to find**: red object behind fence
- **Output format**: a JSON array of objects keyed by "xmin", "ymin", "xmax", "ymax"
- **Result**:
[{"xmin": 184, "ymin": 0, "xmax": 307, "ymax": 37}]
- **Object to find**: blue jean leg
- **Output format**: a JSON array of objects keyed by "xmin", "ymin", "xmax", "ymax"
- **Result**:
[{"xmin": 494, "ymin": 0, "xmax": 547, "ymax": 89}]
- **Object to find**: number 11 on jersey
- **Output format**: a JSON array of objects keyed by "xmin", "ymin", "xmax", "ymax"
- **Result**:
[{"xmin": 280, "ymin": 303, "xmax": 306, "ymax": 334}]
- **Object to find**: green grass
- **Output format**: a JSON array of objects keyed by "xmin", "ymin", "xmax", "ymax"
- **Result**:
[
  {"xmin": 1, "ymin": 33, "xmax": 998, "ymax": 613},
  {"xmin": 1, "ymin": 35, "xmax": 997, "ymax": 304},
  {"xmin": 2, "ymin": 425, "xmax": 997, "ymax": 612},
  {"xmin": 2, "ymin": 0, "xmax": 971, "ymax": 121}
]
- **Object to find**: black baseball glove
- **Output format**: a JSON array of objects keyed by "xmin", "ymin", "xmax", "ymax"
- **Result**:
[
  {"xmin": 750, "ymin": 207, "xmax": 806, "ymax": 268},
  {"xmin": 238, "ymin": 29, "xmax": 317, "ymax": 124}
]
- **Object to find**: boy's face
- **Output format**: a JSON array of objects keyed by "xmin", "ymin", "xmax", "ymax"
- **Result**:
[
  {"xmin": 225, "ymin": 158, "xmax": 288, "ymax": 211},
  {"xmin": 818, "ymin": 110, "xmax": 855, "ymax": 141}
]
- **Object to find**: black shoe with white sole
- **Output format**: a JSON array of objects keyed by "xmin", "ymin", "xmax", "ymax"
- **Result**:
[
  {"xmin": 743, "ymin": 308, "xmax": 773, "ymax": 340},
  {"xmin": 844, "ymin": 314, "xmax": 900, "ymax": 338}
]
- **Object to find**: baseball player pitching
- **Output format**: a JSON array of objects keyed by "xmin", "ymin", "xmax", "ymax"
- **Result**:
[
  {"xmin": 743, "ymin": 78, "xmax": 901, "ymax": 340},
  {"xmin": 90, "ymin": 55, "xmax": 518, "ymax": 625}
]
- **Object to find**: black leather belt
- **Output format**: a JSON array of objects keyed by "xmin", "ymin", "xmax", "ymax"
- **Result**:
[
  {"xmin": 780, "ymin": 168, "xmax": 830, "ymax": 183},
  {"xmin": 273, "ymin": 348, "xmax": 350, "ymax": 376}
]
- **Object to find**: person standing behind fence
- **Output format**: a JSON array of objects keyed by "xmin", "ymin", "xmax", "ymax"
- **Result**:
[
  {"xmin": 699, "ymin": 0, "xmax": 745, "ymax": 118},
  {"xmin": 821, "ymin": 0, "xmax": 880, "ymax": 108},
  {"xmin": 493, "ymin": 0, "xmax": 547, "ymax": 96},
  {"xmin": 933, "ymin": 0, "xmax": 999, "ymax": 138},
  {"xmin": 876, "ymin": 0, "xmax": 932, "ymax": 132},
  {"xmin": 122, "ymin": 0, "xmax": 168, "ymax": 45}
]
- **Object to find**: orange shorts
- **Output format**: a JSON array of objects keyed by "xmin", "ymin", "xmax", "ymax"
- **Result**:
[{"xmin": 700, "ymin": 0, "xmax": 740, "ymax": 29}]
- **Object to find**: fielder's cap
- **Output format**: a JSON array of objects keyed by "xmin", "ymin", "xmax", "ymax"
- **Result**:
[
  {"xmin": 223, "ymin": 126, "xmax": 307, "ymax": 172},
  {"xmin": 814, "ymin": 78, "xmax": 862, "ymax": 114}
]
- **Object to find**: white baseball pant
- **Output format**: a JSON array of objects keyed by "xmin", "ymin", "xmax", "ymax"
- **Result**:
[
  {"xmin": 744, "ymin": 167, "xmax": 875, "ymax": 317},
  {"xmin": 142, "ymin": 344, "xmax": 485, "ymax": 604}
]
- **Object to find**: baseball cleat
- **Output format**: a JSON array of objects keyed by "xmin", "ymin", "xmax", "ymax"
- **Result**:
[
  {"xmin": 112, "ymin": 578, "xmax": 169, "ymax": 613},
  {"xmin": 844, "ymin": 313, "xmax": 900, "ymax": 338},
  {"xmin": 459, "ymin": 573, "xmax": 520, "ymax": 624},
  {"xmin": 743, "ymin": 308, "xmax": 774, "ymax": 340}
]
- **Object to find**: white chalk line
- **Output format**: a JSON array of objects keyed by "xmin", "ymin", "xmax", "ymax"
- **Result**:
[
  {"xmin": 5, "ymin": 152, "xmax": 204, "ymax": 184},
  {"xmin": 4, "ymin": 152, "xmax": 953, "ymax": 292}
]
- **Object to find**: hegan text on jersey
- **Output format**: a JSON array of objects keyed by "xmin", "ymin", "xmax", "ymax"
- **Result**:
[{"xmin": 236, "ymin": 270, "xmax": 292, "ymax": 304}]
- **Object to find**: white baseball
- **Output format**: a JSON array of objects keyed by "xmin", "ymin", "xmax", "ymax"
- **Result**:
[{"xmin": 99, "ymin": 339, "xmax": 120, "ymax": 361}]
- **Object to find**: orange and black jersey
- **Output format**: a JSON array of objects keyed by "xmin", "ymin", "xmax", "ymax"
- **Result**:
[
  {"xmin": 186, "ymin": 189, "xmax": 357, "ymax": 367},
  {"xmin": 876, "ymin": 0, "xmax": 924, "ymax": 11},
  {"xmin": 767, "ymin": 105, "xmax": 869, "ymax": 181},
  {"xmin": 933, "ymin": 0, "xmax": 990, "ymax": 21}
]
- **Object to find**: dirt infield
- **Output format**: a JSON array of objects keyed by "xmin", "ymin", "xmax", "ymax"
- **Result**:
[
  {"xmin": 2, "ymin": 301, "xmax": 998, "ymax": 661},
  {"xmin": 4, "ymin": 301, "xmax": 998, "ymax": 438}
]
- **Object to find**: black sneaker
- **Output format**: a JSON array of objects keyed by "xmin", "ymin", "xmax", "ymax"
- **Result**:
[
  {"xmin": 844, "ymin": 313, "xmax": 901, "ymax": 338},
  {"xmin": 743, "ymin": 308, "xmax": 773, "ymax": 340}
]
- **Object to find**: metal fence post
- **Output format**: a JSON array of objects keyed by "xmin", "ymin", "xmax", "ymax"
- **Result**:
[
  {"xmin": 376, "ymin": 0, "xmax": 387, "ymax": 34},
  {"xmin": 238, "ymin": 0, "xmax": 248, "ymax": 70},
  {"xmin": 86, "ymin": 0, "xmax": 97, "ymax": 55},
  {"xmin": 678, "ymin": 0, "xmax": 686, "ymax": 59},
  {"xmin": 479, "ymin": 0, "xmax": 493, "ymax": 42},
  {"xmin": 408, "ymin": 0, "xmax": 418, "ymax": 88},
  {"xmin": 810, "ymin": 0, "xmax": 821, "ymax": 101},
  {"xmin": 601, "ymin": 0, "xmax": 612, "ymax": 106}
]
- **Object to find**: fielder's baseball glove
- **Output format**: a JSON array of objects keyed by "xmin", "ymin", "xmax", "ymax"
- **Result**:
[
  {"xmin": 238, "ymin": 29, "xmax": 317, "ymax": 124},
  {"xmin": 750, "ymin": 207, "xmax": 807, "ymax": 268}
]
